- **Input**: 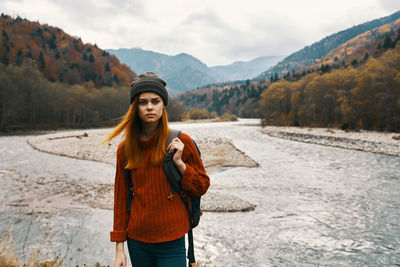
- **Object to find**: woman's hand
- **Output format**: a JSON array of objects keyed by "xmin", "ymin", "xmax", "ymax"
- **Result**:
[
  {"xmin": 167, "ymin": 137, "xmax": 186, "ymax": 175},
  {"xmin": 114, "ymin": 242, "xmax": 127, "ymax": 267}
]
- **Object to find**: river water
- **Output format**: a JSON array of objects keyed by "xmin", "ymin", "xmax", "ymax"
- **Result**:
[{"xmin": 1, "ymin": 119, "xmax": 399, "ymax": 266}]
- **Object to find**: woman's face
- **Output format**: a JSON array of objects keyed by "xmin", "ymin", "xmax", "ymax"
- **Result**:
[{"xmin": 137, "ymin": 92, "xmax": 164, "ymax": 124}]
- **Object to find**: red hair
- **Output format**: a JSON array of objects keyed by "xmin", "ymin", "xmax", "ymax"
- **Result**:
[{"xmin": 104, "ymin": 96, "xmax": 169, "ymax": 169}]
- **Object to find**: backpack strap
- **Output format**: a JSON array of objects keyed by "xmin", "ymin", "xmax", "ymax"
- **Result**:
[
  {"xmin": 192, "ymin": 139, "xmax": 201, "ymax": 158},
  {"xmin": 188, "ymin": 229, "xmax": 195, "ymax": 265},
  {"xmin": 123, "ymin": 144, "xmax": 134, "ymax": 213},
  {"xmin": 163, "ymin": 129, "xmax": 182, "ymax": 197},
  {"xmin": 124, "ymin": 169, "xmax": 134, "ymax": 213},
  {"xmin": 163, "ymin": 129, "xmax": 197, "ymax": 265}
]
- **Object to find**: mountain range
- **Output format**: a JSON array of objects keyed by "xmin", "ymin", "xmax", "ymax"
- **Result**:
[
  {"xmin": 107, "ymin": 11, "xmax": 400, "ymax": 94},
  {"xmin": 107, "ymin": 48, "xmax": 283, "ymax": 93},
  {"xmin": 209, "ymin": 55, "xmax": 284, "ymax": 82}
]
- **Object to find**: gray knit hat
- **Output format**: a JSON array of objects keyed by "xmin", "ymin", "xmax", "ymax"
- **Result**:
[{"xmin": 130, "ymin": 72, "xmax": 168, "ymax": 106}]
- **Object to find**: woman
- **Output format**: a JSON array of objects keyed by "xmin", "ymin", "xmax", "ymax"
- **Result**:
[{"xmin": 105, "ymin": 72, "xmax": 210, "ymax": 267}]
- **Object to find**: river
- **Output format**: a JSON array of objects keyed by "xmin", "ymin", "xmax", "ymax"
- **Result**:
[{"xmin": 1, "ymin": 119, "xmax": 399, "ymax": 266}]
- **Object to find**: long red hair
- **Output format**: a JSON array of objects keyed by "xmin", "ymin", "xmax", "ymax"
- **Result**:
[{"xmin": 104, "ymin": 96, "xmax": 169, "ymax": 169}]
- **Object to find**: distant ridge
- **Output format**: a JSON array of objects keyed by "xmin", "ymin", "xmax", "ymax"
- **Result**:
[
  {"xmin": 257, "ymin": 10, "xmax": 400, "ymax": 79},
  {"xmin": 107, "ymin": 48, "xmax": 284, "ymax": 93},
  {"xmin": 107, "ymin": 48, "xmax": 215, "ymax": 93},
  {"xmin": 210, "ymin": 55, "xmax": 285, "ymax": 82}
]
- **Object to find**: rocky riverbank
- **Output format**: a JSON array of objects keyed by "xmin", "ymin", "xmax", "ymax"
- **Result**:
[
  {"xmin": 260, "ymin": 126, "xmax": 400, "ymax": 157},
  {"xmin": 27, "ymin": 128, "xmax": 259, "ymax": 174},
  {"xmin": 26, "ymin": 127, "xmax": 259, "ymax": 213}
]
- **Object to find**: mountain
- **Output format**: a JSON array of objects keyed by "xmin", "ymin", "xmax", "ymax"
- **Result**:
[
  {"xmin": 209, "ymin": 56, "xmax": 285, "ymax": 82},
  {"xmin": 107, "ymin": 48, "xmax": 285, "ymax": 93},
  {"xmin": 0, "ymin": 14, "xmax": 135, "ymax": 87},
  {"xmin": 279, "ymin": 18, "xmax": 400, "ymax": 79},
  {"xmin": 257, "ymin": 10, "xmax": 400, "ymax": 79},
  {"xmin": 177, "ymin": 12, "xmax": 400, "ymax": 121},
  {"xmin": 107, "ymin": 48, "xmax": 216, "ymax": 93},
  {"xmin": 319, "ymin": 18, "xmax": 400, "ymax": 66}
]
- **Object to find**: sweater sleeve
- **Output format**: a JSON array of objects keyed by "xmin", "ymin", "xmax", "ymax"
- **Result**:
[
  {"xmin": 179, "ymin": 133, "xmax": 210, "ymax": 197},
  {"xmin": 110, "ymin": 141, "xmax": 130, "ymax": 242}
]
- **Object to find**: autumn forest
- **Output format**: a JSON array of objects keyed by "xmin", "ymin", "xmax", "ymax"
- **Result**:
[
  {"xmin": 259, "ymin": 45, "xmax": 400, "ymax": 131},
  {"xmin": 0, "ymin": 14, "xmax": 136, "ymax": 131}
]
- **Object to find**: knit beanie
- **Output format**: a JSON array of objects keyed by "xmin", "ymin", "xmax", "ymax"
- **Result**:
[{"xmin": 129, "ymin": 72, "xmax": 168, "ymax": 106}]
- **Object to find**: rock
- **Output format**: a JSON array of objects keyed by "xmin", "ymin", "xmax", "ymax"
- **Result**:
[{"xmin": 260, "ymin": 126, "xmax": 400, "ymax": 157}]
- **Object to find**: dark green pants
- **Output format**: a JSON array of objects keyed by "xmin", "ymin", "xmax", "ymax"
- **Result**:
[{"xmin": 127, "ymin": 237, "xmax": 186, "ymax": 267}]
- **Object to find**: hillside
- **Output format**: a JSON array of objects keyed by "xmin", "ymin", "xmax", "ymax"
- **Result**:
[
  {"xmin": 257, "ymin": 10, "xmax": 400, "ymax": 79},
  {"xmin": 258, "ymin": 42, "xmax": 400, "ymax": 131},
  {"xmin": 0, "ymin": 14, "xmax": 136, "ymax": 131},
  {"xmin": 178, "ymin": 78, "xmax": 269, "ymax": 117},
  {"xmin": 0, "ymin": 14, "xmax": 135, "ymax": 87},
  {"xmin": 319, "ymin": 18, "xmax": 400, "ymax": 66},
  {"xmin": 276, "ymin": 19, "xmax": 400, "ymax": 82}
]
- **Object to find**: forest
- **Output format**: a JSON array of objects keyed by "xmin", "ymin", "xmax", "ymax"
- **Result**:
[
  {"xmin": 259, "ymin": 44, "xmax": 400, "ymax": 131},
  {"xmin": 0, "ymin": 58, "xmax": 188, "ymax": 131},
  {"xmin": 0, "ymin": 59, "xmax": 130, "ymax": 131}
]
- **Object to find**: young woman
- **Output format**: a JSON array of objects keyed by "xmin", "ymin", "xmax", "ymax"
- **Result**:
[{"xmin": 105, "ymin": 72, "xmax": 210, "ymax": 267}]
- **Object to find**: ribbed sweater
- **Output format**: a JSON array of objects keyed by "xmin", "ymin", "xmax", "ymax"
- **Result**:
[{"xmin": 110, "ymin": 131, "xmax": 210, "ymax": 243}]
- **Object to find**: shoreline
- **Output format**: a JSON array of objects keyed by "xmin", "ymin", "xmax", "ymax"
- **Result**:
[
  {"xmin": 27, "ymin": 127, "xmax": 259, "ymax": 173},
  {"xmin": 260, "ymin": 126, "xmax": 400, "ymax": 157}
]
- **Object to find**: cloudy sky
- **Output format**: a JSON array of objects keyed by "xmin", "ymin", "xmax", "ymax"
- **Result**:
[{"xmin": 1, "ymin": 0, "xmax": 399, "ymax": 66}]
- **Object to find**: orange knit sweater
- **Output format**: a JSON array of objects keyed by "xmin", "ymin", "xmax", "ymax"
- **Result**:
[{"xmin": 110, "ymin": 131, "xmax": 210, "ymax": 243}]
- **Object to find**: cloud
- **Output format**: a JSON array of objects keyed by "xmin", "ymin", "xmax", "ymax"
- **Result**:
[
  {"xmin": 377, "ymin": 0, "xmax": 400, "ymax": 12},
  {"xmin": 0, "ymin": 0, "xmax": 399, "ymax": 66},
  {"xmin": 164, "ymin": 8, "xmax": 283, "ymax": 64}
]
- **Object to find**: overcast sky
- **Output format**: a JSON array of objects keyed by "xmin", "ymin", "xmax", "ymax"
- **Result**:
[{"xmin": 1, "ymin": 0, "xmax": 399, "ymax": 66}]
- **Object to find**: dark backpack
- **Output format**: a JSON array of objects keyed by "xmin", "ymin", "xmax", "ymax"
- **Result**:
[{"xmin": 124, "ymin": 129, "xmax": 202, "ymax": 266}]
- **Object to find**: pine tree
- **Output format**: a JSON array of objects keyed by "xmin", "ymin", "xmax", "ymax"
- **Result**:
[
  {"xmin": 38, "ymin": 51, "xmax": 45, "ymax": 70},
  {"xmin": 89, "ymin": 54, "xmax": 95, "ymax": 62},
  {"xmin": 2, "ymin": 30, "xmax": 9, "ymax": 42},
  {"xmin": 383, "ymin": 36, "xmax": 394, "ymax": 49},
  {"xmin": 48, "ymin": 33, "xmax": 57, "ymax": 49}
]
